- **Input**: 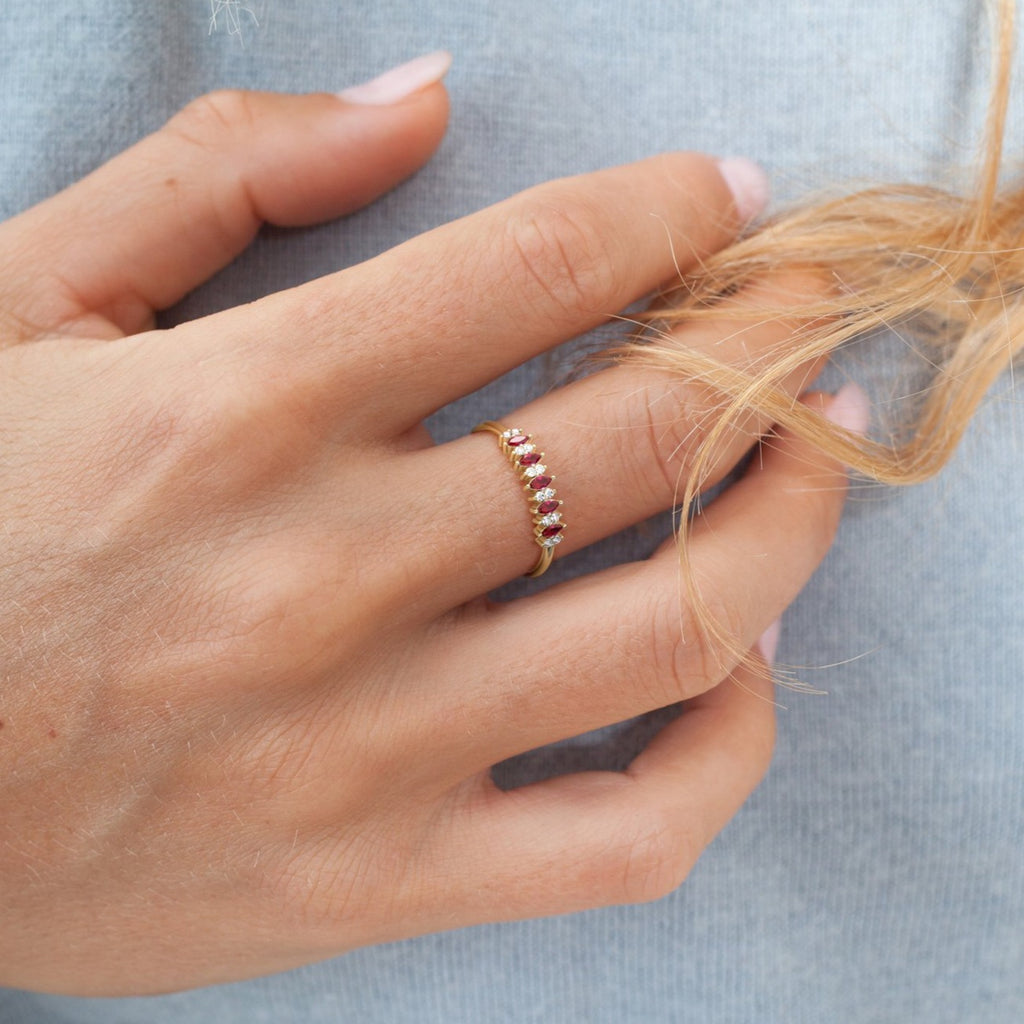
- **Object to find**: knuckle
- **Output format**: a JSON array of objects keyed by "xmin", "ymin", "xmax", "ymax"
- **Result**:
[
  {"xmin": 689, "ymin": 588, "xmax": 748, "ymax": 686},
  {"xmin": 266, "ymin": 816, "xmax": 419, "ymax": 940},
  {"xmin": 265, "ymin": 831, "xmax": 379, "ymax": 935},
  {"xmin": 503, "ymin": 191, "xmax": 618, "ymax": 321},
  {"xmin": 119, "ymin": 382, "xmax": 222, "ymax": 488},
  {"xmin": 614, "ymin": 806, "xmax": 697, "ymax": 904},
  {"xmin": 640, "ymin": 596, "xmax": 689, "ymax": 707},
  {"xmin": 168, "ymin": 89, "xmax": 259, "ymax": 149},
  {"xmin": 147, "ymin": 358, "xmax": 319, "ymax": 491},
  {"xmin": 199, "ymin": 541, "xmax": 360, "ymax": 681},
  {"xmin": 616, "ymin": 381, "xmax": 704, "ymax": 508},
  {"xmin": 162, "ymin": 91, "xmax": 261, "ymax": 250},
  {"xmin": 234, "ymin": 696, "xmax": 349, "ymax": 799},
  {"xmin": 94, "ymin": 378, "xmax": 208, "ymax": 493},
  {"xmin": 644, "ymin": 586, "xmax": 734, "ymax": 705}
]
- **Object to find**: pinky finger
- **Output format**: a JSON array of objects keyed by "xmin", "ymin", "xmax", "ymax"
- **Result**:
[{"xmin": 448, "ymin": 649, "xmax": 776, "ymax": 920}]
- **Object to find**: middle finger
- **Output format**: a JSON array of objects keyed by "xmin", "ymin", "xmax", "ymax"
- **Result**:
[{"xmin": 208, "ymin": 153, "xmax": 762, "ymax": 436}]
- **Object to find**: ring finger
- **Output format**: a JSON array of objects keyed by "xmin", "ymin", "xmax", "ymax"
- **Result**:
[{"xmin": 395, "ymin": 269, "xmax": 831, "ymax": 612}]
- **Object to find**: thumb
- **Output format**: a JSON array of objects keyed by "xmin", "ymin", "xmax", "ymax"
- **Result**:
[{"xmin": 0, "ymin": 52, "xmax": 451, "ymax": 340}]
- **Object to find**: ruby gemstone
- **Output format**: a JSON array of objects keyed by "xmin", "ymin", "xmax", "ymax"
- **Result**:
[
  {"xmin": 506, "ymin": 434, "xmax": 529, "ymax": 447},
  {"xmin": 529, "ymin": 475, "xmax": 552, "ymax": 490},
  {"xmin": 541, "ymin": 524, "xmax": 564, "ymax": 537},
  {"xmin": 519, "ymin": 452, "xmax": 542, "ymax": 466},
  {"xmin": 537, "ymin": 499, "xmax": 559, "ymax": 514}
]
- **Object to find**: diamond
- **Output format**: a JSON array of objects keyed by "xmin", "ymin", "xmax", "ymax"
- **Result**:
[
  {"xmin": 522, "ymin": 463, "xmax": 547, "ymax": 478},
  {"xmin": 502, "ymin": 427, "xmax": 523, "ymax": 439},
  {"xmin": 540, "ymin": 533, "xmax": 564, "ymax": 548},
  {"xmin": 531, "ymin": 488, "xmax": 556, "ymax": 503},
  {"xmin": 538, "ymin": 512, "xmax": 562, "ymax": 528}
]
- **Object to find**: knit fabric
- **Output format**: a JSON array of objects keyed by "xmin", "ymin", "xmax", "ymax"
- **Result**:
[{"xmin": 1, "ymin": 2, "xmax": 1021, "ymax": 1020}]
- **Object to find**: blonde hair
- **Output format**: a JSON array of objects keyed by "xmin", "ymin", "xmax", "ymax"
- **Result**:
[{"xmin": 622, "ymin": 0, "xmax": 1022, "ymax": 679}]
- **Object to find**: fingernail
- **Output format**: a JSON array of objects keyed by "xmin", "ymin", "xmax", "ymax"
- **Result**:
[
  {"xmin": 757, "ymin": 619, "xmax": 781, "ymax": 667},
  {"xmin": 823, "ymin": 381, "xmax": 871, "ymax": 435},
  {"xmin": 716, "ymin": 157, "xmax": 771, "ymax": 223},
  {"xmin": 339, "ymin": 51, "xmax": 452, "ymax": 105}
]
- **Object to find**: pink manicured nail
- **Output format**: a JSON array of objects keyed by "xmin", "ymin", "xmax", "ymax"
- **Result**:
[
  {"xmin": 716, "ymin": 157, "xmax": 771, "ymax": 223},
  {"xmin": 757, "ymin": 619, "xmax": 781, "ymax": 666},
  {"xmin": 823, "ymin": 381, "xmax": 871, "ymax": 435},
  {"xmin": 339, "ymin": 51, "xmax": 452, "ymax": 105}
]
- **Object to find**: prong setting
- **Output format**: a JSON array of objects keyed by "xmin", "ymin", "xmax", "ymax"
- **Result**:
[{"xmin": 474, "ymin": 423, "xmax": 567, "ymax": 577}]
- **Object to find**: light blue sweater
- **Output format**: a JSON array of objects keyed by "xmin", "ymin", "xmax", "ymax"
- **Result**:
[{"xmin": 1, "ymin": 2, "xmax": 1021, "ymax": 1020}]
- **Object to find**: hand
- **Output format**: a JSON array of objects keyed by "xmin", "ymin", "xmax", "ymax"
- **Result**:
[{"xmin": 0, "ymin": 75, "xmax": 859, "ymax": 995}]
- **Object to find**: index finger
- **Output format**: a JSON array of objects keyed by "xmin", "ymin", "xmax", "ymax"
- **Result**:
[{"xmin": 211, "ymin": 153, "xmax": 767, "ymax": 436}]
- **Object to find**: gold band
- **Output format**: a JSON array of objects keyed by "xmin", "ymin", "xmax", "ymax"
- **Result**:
[{"xmin": 472, "ymin": 421, "xmax": 565, "ymax": 578}]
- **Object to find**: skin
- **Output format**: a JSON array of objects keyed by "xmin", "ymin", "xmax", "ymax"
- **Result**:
[{"xmin": 0, "ymin": 81, "xmax": 856, "ymax": 995}]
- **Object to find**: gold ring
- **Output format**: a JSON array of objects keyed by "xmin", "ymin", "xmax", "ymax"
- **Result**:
[{"xmin": 472, "ymin": 421, "xmax": 565, "ymax": 578}]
